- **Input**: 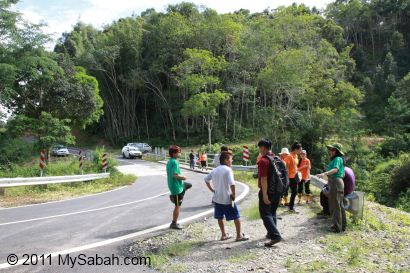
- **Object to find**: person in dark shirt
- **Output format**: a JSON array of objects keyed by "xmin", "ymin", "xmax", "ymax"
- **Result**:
[
  {"xmin": 257, "ymin": 138, "xmax": 282, "ymax": 247},
  {"xmin": 189, "ymin": 150, "xmax": 195, "ymax": 169}
]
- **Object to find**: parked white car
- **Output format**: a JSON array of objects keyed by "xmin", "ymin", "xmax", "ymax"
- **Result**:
[
  {"xmin": 127, "ymin": 143, "xmax": 152, "ymax": 154},
  {"xmin": 122, "ymin": 145, "xmax": 142, "ymax": 159},
  {"xmin": 51, "ymin": 145, "xmax": 70, "ymax": 157}
]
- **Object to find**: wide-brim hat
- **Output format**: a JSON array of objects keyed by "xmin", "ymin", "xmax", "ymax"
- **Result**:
[
  {"xmin": 279, "ymin": 148, "xmax": 290, "ymax": 155},
  {"xmin": 326, "ymin": 143, "xmax": 344, "ymax": 156}
]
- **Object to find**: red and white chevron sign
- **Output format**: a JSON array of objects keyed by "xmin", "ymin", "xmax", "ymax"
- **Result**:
[
  {"xmin": 243, "ymin": 145, "xmax": 249, "ymax": 162},
  {"xmin": 39, "ymin": 150, "xmax": 46, "ymax": 170},
  {"xmin": 102, "ymin": 153, "xmax": 108, "ymax": 171}
]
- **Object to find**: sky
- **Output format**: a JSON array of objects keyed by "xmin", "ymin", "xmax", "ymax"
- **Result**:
[{"xmin": 15, "ymin": 0, "xmax": 333, "ymax": 48}]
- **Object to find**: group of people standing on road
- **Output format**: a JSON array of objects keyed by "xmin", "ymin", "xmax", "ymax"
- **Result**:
[
  {"xmin": 189, "ymin": 150, "xmax": 208, "ymax": 171},
  {"xmin": 166, "ymin": 139, "xmax": 355, "ymax": 247}
]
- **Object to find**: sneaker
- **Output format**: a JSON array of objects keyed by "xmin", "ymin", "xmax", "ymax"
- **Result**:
[
  {"xmin": 264, "ymin": 238, "xmax": 281, "ymax": 247},
  {"xmin": 170, "ymin": 222, "xmax": 183, "ymax": 230},
  {"xmin": 288, "ymin": 208, "xmax": 298, "ymax": 214}
]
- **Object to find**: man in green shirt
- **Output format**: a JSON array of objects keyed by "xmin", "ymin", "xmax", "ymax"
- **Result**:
[{"xmin": 167, "ymin": 145, "xmax": 192, "ymax": 229}]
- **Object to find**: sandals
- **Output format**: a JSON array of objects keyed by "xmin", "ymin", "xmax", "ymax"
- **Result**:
[
  {"xmin": 220, "ymin": 234, "xmax": 232, "ymax": 241},
  {"xmin": 235, "ymin": 234, "xmax": 249, "ymax": 242}
]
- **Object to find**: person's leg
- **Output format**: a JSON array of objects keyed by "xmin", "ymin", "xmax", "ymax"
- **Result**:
[
  {"xmin": 233, "ymin": 219, "xmax": 241, "ymax": 238},
  {"xmin": 218, "ymin": 219, "xmax": 227, "ymax": 238},
  {"xmin": 270, "ymin": 194, "xmax": 281, "ymax": 230},
  {"xmin": 341, "ymin": 194, "xmax": 347, "ymax": 231},
  {"xmin": 259, "ymin": 191, "xmax": 281, "ymax": 241},
  {"xmin": 289, "ymin": 179, "xmax": 298, "ymax": 211},
  {"xmin": 305, "ymin": 180, "xmax": 311, "ymax": 203},
  {"xmin": 297, "ymin": 181, "xmax": 304, "ymax": 204},
  {"xmin": 329, "ymin": 177, "xmax": 344, "ymax": 232},
  {"xmin": 320, "ymin": 190, "xmax": 330, "ymax": 215},
  {"xmin": 172, "ymin": 205, "xmax": 180, "ymax": 223}
]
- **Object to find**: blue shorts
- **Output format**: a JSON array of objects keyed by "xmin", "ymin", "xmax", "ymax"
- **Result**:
[{"xmin": 214, "ymin": 202, "xmax": 240, "ymax": 221}]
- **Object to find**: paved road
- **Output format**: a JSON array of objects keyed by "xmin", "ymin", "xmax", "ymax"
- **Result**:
[{"xmin": 0, "ymin": 159, "xmax": 247, "ymax": 272}]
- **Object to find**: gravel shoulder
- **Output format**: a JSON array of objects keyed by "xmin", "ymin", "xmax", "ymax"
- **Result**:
[{"xmin": 128, "ymin": 182, "xmax": 410, "ymax": 273}]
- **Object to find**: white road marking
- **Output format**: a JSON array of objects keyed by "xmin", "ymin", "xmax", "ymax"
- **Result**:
[
  {"xmin": 0, "ymin": 192, "xmax": 169, "ymax": 227},
  {"xmin": 0, "ymin": 182, "xmax": 250, "ymax": 270},
  {"xmin": 0, "ymin": 186, "xmax": 130, "ymax": 211}
]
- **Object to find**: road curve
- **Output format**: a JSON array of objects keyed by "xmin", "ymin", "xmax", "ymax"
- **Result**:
[{"xmin": 0, "ymin": 159, "xmax": 248, "ymax": 272}]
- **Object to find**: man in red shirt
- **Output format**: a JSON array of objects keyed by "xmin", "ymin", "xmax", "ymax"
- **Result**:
[{"xmin": 257, "ymin": 138, "xmax": 282, "ymax": 247}]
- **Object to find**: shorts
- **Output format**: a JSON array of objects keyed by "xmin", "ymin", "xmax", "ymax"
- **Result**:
[
  {"xmin": 200, "ymin": 161, "xmax": 207, "ymax": 167},
  {"xmin": 169, "ymin": 182, "xmax": 192, "ymax": 206},
  {"xmin": 214, "ymin": 202, "xmax": 240, "ymax": 221}
]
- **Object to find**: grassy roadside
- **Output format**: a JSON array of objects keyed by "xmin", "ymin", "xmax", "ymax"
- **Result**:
[
  {"xmin": 129, "ymin": 169, "xmax": 410, "ymax": 273},
  {"xmin": 0, "ymin": 156, "xmax": 136, "ymax": 207}
]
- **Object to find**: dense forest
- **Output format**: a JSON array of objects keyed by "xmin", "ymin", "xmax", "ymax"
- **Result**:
[{"xmin": 0, "ymin": 0, "xmax": 409, "ymax": 211}]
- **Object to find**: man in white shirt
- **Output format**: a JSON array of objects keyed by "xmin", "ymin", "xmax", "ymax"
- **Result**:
[{"xmin": 205, "ymin": 151, "xmax": 248, "ymax": 242}]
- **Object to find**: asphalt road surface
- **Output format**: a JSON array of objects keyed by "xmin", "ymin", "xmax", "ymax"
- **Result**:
[{"xmin": 0, "ymin": 159, "xmax": 248, "ymax": 273}]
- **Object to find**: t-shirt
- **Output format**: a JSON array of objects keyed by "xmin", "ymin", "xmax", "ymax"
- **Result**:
[
  {"xmin": 200, "ymin": 154, "xmax": 207, "ymax": 161},
  {"xmin": 257, "ymin": 156, "xmax": 270, "ymax": 189},
  {"xmin": 166, "ymin": 158, "xmax": 183, "ymax": 195},
  {"xmin": 298, "ymin": 158, "xmax": 311, "ymax": 180},
  {"xmin": 343, "ymin": 167, "xmax": 356, "ymax": 195},
  {"xmin": 326, "ymin": 156, "xmax": 345, "ymax": 179},
  {"xmin": 284, "ymin": 153, "xmax": 299, "ymax": 179},
  {"xmin": 213, "ymin": 153, "xmax": 220, "ymax": 167},
  {"xmin": 204, "ymin": 165, "xmax": 235, "ymax": 205},
  {"xmin": 189, "ymin": 153, "xmax": 195, "ymax": 161}
]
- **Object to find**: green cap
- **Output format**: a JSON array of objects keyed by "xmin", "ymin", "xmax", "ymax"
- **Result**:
[{"xmin": 326, "ymin": 143, "xmax": 345, "ymax": 156}]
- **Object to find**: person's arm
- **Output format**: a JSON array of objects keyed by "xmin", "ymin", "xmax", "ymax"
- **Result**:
[
  {"xmin": 230, "ymin": 185, "xmax": 236, "ymax": 201},
  {"xmin": 204, "ymin": 172, "xmax": 215, "ymax": 193},
  {"xmin": 261, "ymin": 176, "xmax": 271, "ymax": 205},
  {"xmin": 173, "ymin": 173, "xmax": 186, "ymax": 180}
]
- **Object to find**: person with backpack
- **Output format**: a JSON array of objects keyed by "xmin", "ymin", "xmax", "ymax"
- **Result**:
[
  {"xmin": 283, "ymin": 142, "xmax": 302, "ymax": 213},
  {"xmin": 166, "ymin": 145, "xmax": 192, "ymax": 229},
  {"xmin": 189, "ymin": 150, "xmax": 195, "ymax": 170},
  {"xmin": 317, "ymin": 143, "xmax": 346, "ymax": 233},
  {"xmin": 297, "ymin": 150, "xmax": 312, "ymax": 204},
  {"xmin": 204, "ymin": 151, "xmax": 249, "ymax": 242},
  {"xmin": 257, "ymin": 138, "xmax": 288, "ymax": 247}
]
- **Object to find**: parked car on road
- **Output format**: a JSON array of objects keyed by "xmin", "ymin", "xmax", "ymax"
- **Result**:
[
  {"xmin": 51, "ymin": 145, "xmax": 70, "ymax": 157},
  {"xmin": 122, "ymin": 145, "xmax": 143, "ymax": 159},
  {"xmin": 127, "ymin": 143, "xmax": 152, "ymax": 154}
]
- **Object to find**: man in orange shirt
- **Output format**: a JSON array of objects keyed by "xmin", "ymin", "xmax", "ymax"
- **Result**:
[
  {"xmin": 283, "ymin": 142, "xmax": 302, "ymax": 213},
  {"xmin": 298, "ymin": 150, "xmax": 312, "ymax": 204}
]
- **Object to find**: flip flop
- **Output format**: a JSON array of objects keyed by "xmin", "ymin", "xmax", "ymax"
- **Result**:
[
  {"xmin": 235, "ymin": 234, "xmax": 249, "ymax": 242},
  {"xmin": 220, "ymin": 234, "xmax": 232, "ymax": 241}
]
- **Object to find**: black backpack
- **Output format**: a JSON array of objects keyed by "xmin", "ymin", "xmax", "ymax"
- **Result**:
[{"xmin": 264, "ymin": 155, "xmax": 289, "ymax": 196}]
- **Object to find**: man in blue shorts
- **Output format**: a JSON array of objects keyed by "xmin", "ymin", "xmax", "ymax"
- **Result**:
[{"xmin": 204, "ymin": 151, "xmax": 249, "ymax": 242}]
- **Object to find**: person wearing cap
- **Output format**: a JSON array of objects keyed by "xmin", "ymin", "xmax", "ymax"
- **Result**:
[
  {"xmin": 279, "ymin": 148, "xmax": 290, "ymax": 206},
  {"xmin": 317, "ymin": 143, "xmax": 346, "ymax": 233},
  {"xmin": 283, "ymin": 142, "xmax": 302, "ymax": 213},
  {"xmin": 297, "ymin": 150, "xmax": 312, "ymax": 204},
  {"xmin": 167, "ymin": 145, "xmax": 192, "ymax": 229}
]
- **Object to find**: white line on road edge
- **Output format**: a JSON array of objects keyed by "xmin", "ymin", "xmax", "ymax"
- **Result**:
[
  {"xmin": 0, "ymin": 182, "xmax": 250, "ymax": 270},
  {"xmin": 0, "ymin": 185, "xmax": 130, "ymax": 211},
  {"xmin": 0, "ymin": 192, "xmax": 169, "ymax": 227}
]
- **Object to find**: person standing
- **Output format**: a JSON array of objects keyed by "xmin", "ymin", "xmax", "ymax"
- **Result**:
[
  {"xmin": 297, "ymin": 150, "xmax": 312, "ymax": 204},
  {"xmin": 166, "ymin": 145, "xmax": 192, "ymax": 229},
  {"xmin": 189, "ymin": 150, "xmax": 195, "ymax": 170},
  {"xmin": 257, "ymin": 138, "xmax": 282, "ymax": 247},
  {"xmin": 317, "ymin": 143, "xmax": 346, "ymax": 233},
  {"xmin": 204, "ymin": 151, "xmax": 249, "ymax": 242},
  {"xmin": 279, "ymin": 148, "xmax": 290, "ymax": 206},
  {"xmin": 213, "ymin": 146, "xmax": 229, "ymax": 168},
  {"xmin": 200, "ymin": 151, "xmax": 208, "ymax": 171},
  {"xmin": 283, "ymin": 142, "xmax": 302, "ymax": 213}
]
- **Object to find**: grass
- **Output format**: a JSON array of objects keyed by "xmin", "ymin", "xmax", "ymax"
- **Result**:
[
  {"xmin": 0, "ymin": 156, "xmax": 136, "ymax": 207},
  {"xmin": 234, "ymin": 171, "xmax": 258, "ymax": 190},
  {"xmin": 227, "ymin": 252, "xmax": 256, "ymax": 263}
]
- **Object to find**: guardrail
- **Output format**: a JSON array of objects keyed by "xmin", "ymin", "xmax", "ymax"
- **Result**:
[{"xmin": 0, "ymin": 173, "xmax": 110, "ymax": 195}]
